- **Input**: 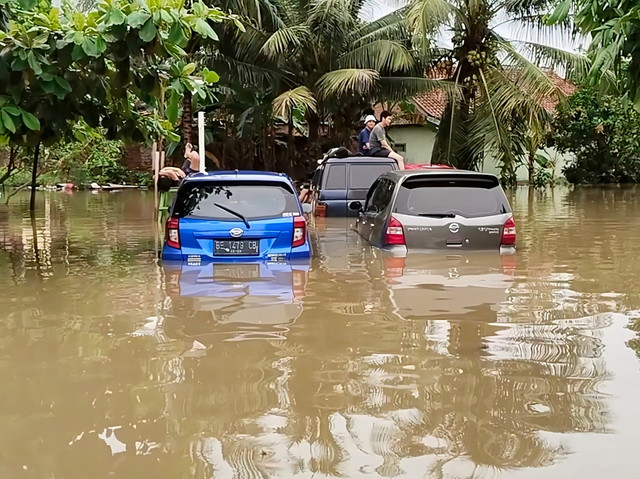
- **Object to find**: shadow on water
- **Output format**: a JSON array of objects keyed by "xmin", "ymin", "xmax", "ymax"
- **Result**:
[{"xmin": 0, "ymin": 189, "xmax": 639, "ymax": 478}]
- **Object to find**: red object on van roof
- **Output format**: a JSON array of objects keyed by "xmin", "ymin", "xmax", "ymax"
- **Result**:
[{"xmin": 405, "ymin": 164, "xmax": 454, "ymax": 170}]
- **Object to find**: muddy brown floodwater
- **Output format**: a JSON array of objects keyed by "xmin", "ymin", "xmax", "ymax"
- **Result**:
[{"xmin": 1, "ymin": 187, "xmax": 640, "ymax": 478}]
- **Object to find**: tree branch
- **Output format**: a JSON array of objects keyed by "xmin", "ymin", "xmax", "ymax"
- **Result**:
[{"xmin": 0, "ymin": 146, "xmax": 19, "ymax": 186}]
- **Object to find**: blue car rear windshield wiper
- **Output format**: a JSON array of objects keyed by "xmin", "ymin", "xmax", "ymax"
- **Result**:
[
  {"xmin": 417, "ymin": 213, "xmax": 456, "ymax": 218},
  {"xmin": 213, "ymin": 203, "xmax": 250, "ymax": 228}
]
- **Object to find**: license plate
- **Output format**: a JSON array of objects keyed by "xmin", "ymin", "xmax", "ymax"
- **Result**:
[
  {"xmin": 213, "ymin": 240, "xmax": 259, "ymax": 256},
  {"xmin": 214, "ymin": 264, "xmax": 260, "ymax": 279}
]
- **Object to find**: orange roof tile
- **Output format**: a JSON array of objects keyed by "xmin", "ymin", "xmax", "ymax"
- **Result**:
[
  {"xmin": 410, "ymin": 69, "xmax": 576, "ymax": 121},
  {"xmin": 412, "ymin": 89, "xmax": 448, "ymax": 120}
]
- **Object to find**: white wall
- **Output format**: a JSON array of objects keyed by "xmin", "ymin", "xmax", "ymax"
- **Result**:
[
  {"xmin": 388, "ymin": 124, "xmax": 574, "ymax": 182},
  {"xmin": 388, "ymin": 125, "xmax": 438, "ymax": 165},
  {"xmin": 481, "ymin": 147, "xmax": 574, "ymax": 182}
]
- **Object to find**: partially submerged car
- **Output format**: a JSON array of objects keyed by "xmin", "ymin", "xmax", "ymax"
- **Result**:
[
  {"xmin": 310, "ymin": 156, "xmax": 398, "ymax": 217},
  {"xmin": 353, "ymin": 169, "xmax": 516, "ymax": 252},
  {"xmin": 161, "ymin": 171, "xmax": 311, "ymax": 262}
]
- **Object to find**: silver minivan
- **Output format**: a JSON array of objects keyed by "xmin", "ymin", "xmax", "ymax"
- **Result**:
[{"xmin": 352, "ymin": 170, "xmax": 516, "ymax": 252}]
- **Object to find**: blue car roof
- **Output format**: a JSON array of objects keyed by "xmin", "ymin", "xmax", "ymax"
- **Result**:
[{"xmin": 183, "ymin": 171, "xmax": 292, "ymax": 183}]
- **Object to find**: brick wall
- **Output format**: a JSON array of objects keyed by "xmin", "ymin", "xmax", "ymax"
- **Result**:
[{"xmin": 122, "ymin": 144, "xmax": 153, "ymax": 171}]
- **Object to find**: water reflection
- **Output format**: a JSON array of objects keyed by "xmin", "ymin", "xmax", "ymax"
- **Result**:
[
  {"xmin": 160, "ymin": 221, "xmax": 612, "ymax": 477},
  {"xmin": 0, "ymin": 189, "xmax": 639, "ymax": 478},
  {"xmin": 161, "ymin": 260, "xmax": 310, "ymax": 343}
]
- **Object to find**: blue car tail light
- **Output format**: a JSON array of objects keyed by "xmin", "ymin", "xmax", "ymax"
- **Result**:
[
  {"xmin": 292, "ymin": 215, "xmax": 306, "ymax": 247},
  {"xmin": 166, "ymin": 217, "xmax": 180, "ymax": 249}
]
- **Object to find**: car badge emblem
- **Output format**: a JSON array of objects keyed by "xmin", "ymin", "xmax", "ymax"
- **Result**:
[
  {"xmin": 448, "ymin": 223, "xmax": 460, "ymax": 234},
  {"xmin": 229, "ymin": 228, "xmax": 244, "ymax": 238}
]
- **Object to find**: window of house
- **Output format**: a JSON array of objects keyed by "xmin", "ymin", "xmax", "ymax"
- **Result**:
[{"xmin": 393, "ymin": 143, "xmax": 407, "ymax": 154}]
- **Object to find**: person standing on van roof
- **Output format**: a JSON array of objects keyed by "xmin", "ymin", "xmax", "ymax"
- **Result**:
[
  {"xmin": 358, "ymin": 115, "xmax": 377, "ymax": 155},
  {"xmin": 368, "ymin": 110, "xmax": 405, "ymax": 170}
]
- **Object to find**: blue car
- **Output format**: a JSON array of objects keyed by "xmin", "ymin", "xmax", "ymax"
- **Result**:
[{"xmin": 161, "ymin": 171, "xmax": 312, "ymax": 262}]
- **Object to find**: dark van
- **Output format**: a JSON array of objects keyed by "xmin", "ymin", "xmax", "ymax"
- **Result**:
[{"xmin": 311, "ymin": 157, "xmax": 398, "ymax": 217}]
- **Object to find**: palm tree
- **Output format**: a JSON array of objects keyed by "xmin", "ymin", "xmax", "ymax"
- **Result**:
[
  {"xmin": 213, "ymin": 0, "xmax": 438, "ymax": 154},
  {"xmin": 395, "ymin": 0, "xmax": 588, "ymax": 175}
]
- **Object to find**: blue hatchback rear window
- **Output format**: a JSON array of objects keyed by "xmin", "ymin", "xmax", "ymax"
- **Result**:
[{"xmin": 173, "ymin": 181, "xmax": 300, "ymax": 220}]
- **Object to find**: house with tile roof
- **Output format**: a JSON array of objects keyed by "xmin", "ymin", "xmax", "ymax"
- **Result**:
[{"xmin": 369, "ymin": 70, "xmax": 576, "ymax": 181}]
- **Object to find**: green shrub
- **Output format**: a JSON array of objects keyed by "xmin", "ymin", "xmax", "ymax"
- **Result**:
[
  {"xmin": 1, "ymin": 130, "xmax": 151, "ymax": 187},
  {"xmin": 548, "ymin": 89, "xmax": 640, "ymax": 184},
  {"xmin": 2, "ymin": 168, "xmax": 31, "ymax": 187}
]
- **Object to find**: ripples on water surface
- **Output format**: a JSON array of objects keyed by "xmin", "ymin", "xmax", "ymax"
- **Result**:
[{"xmin": 1, "ymin": 187, "xmax": 640, "ymax": 478}]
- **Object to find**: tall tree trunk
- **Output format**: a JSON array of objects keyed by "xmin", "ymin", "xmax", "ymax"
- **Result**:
[
  {"xmin": 182, "ymin": 90, "xmax": 193, "ymax": 146},
  {"xmin": 308, "ymin": 110, "xmax": 320, "ymax": 144},
  {"xmin": 433, "ymin": 94, "xmax": 474, "ymax": 169},
  {"xmin": 432, "ymin": 59, "xmax": 479, "ymax": 170},
  {"xmin": 528, "ymin": 148, "xmax": 535, "ymax": 185},
  {"xmin": 29, "ymin": 143, "xmax": 40, "ymax": 211}
]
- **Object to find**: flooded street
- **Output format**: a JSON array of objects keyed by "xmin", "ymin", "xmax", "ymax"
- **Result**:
[{"xmin": 1, "ymin": 187, "xmax": 640, "ymax": 478}]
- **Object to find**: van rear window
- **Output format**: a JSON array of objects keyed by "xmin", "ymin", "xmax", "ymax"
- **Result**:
[
  {"xmin": 349, "ymin": 164, "xmax": 394, "ymax": 189},
  {"xmin": 324, "ymin": 165, "xmax": 346, "ymax": 189},
  {"xmin": 173, "ymin": 181, "xmax": 299, "ymax": 220},
  {"xmin": 394, "ymin": 175, "xmax": 510, "ymax": 218}
]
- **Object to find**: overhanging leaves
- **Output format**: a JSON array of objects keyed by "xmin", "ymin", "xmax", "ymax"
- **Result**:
[
  {"xmin": 316, "ymin": 69, "xmax": 380, "ymax": 97},
  {"xmin": 272, "ymin": 86, "xmax": 317, "ymax": 118},
  {"xmin": 0, "ymin": 0, "xmax": 233, "ymax": 147},
  {"xmin": 21, "ymin": 111, "xmax": 40, "ymax": 131}
]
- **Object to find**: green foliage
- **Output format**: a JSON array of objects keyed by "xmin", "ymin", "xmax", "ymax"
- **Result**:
[
  {"xmin": 1, "ymin": 122, "xmax": 153, "ymax": 186},
  {"xmin": 550, "ymin": 0, "xmax": 640, "ymax": 105},
  {"xmin": 548, "ymin": 89, "xmax": 640, "ymax": 184},
  {"xmin": 406, "ymin": 0, "xmax": 587, "ymax": 171},
  {"xmin": 0, "ymin": 0, "xmax": 235, "ymax": 149},
  {"xmin": 210, "ymin": 0, "xmax": 429, "ymax": 152},
  {"xmin": 52, "ymin": 135, "xmax": 126, "ymax": 184},
  {"xmin": 1, "ymin": 167, "xmax": 31, "ymax": 186},
  {"xmin": 533, "ymin": 167, "xmax": 554, "ymax": 188},
  {"xmin": 530, "ymin": 152, "xmax": 558, "ymax": 188}
]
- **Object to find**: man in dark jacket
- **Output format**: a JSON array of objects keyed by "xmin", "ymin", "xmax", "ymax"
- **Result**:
[{"xmin": 358, "ymin": 115, "xmax": 377, "ymax": 155}]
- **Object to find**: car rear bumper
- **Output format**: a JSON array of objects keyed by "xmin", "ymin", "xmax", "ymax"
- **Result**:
[
  {"xmin": 161, "ymin": 243, "xmax": 312, "ymax": 263},
  {"xmin": 379, "ymin": 244, "xmax": 516, "ymax": 256}
]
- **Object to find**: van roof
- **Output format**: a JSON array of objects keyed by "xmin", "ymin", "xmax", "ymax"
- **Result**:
[{"xmin": 321, "ymin": 156, "xmax": 398, "ymax": 165}]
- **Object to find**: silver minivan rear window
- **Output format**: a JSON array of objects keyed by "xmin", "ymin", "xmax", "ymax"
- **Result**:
[{"xmin": 395, "ymin": 175, "xmax": 510, "ymax": 218}]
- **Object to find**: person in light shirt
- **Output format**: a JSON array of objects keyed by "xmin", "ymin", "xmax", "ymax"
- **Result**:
[{"xmin": 368, "ymin": 110, "xmax": 405, "ymax": 169}]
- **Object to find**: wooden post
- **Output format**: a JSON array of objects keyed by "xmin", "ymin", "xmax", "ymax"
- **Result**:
[
  {"xmin": 151, "ymin": 141, "xmax": 158, "ymax": 177},
  {"xmin": 152, "ymin": 143, "xmax": 159, "ymax": 221},
  {"xmin": 198, "ymin": 111, "xmax": 206, "ymax": 173}
]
